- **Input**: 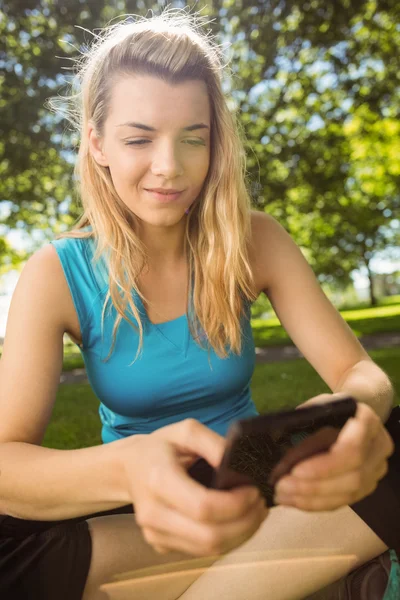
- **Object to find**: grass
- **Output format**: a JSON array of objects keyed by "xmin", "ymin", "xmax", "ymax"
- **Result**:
[
  {"xmin": 43, "ymin": 346, "xmax": 400, "ymax": 450},
  {"xmin": 251, "ymin": 301, "xmax": 400, "ymax": 347}
]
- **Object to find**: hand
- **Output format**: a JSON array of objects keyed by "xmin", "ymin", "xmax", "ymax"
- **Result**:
[
  {"xmin": 120, "ymin": 418, "xmax": 269, "ymax": 557},
  {"xmin": 273, "ymin": 393, "xmax": 395, "ymax": 511}
]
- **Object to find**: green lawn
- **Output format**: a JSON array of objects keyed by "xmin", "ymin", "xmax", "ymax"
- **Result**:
[
  {"xmin": 43, "ymin": 346, "xmax": 400, "ymax": 450},
  {"xmin": 251, "ymin": 301, "xmax": 400, "ymax": 347}
]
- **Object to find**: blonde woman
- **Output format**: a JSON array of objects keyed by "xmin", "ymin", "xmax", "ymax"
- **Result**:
[{"xmin": 0, "ymin": 8, "xmax": 398, "ymax": 600}]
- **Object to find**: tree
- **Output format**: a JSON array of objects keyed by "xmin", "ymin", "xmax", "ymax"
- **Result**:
[
  {"xmin": 214, "ymin": 0, "xmax": 400, "ymax": 304},
  {"xmin": 0, "ymin": 0, "xmax": 213, "ymax": 270},
  {"xmin": 2, "ymin": 0, "xmax": 399, "ymax": 306}
]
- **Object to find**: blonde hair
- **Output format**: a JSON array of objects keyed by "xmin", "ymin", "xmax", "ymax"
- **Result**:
[{"xmin": 46, "ymin": 7, "xmax": 258, "ymax": 365}]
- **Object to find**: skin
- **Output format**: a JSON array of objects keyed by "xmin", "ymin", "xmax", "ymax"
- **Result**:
[{"xmin": 88, "ymin": 74, "xmax": 211, "ymax": 269}]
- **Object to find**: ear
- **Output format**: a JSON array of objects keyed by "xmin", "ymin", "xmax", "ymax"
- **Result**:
[{"xmin": 88, "ymin": 121, "xmax": 109, "ymax": 167}]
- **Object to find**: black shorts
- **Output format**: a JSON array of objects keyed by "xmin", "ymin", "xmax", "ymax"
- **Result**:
[
  {"xmin": 0, "ymin": 504, "xmax": 134, "ymax": 600},
  {"xmin": 1, "ymin": 407, "xmax": 399, "ymax": 600}
]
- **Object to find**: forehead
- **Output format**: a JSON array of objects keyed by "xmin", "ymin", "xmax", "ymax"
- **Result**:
[{"xmin": 107, "ymin": 75, "xmax": 211, "ymax": 129}]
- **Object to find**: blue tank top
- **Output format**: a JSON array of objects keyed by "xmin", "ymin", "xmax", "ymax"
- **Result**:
[{"xmin": 49, "ymin": 231, "xmax": 259, "ymax": 442}]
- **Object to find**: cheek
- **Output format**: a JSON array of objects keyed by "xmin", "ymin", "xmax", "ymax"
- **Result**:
[
  {"xmin": 109, "ymin": 153, "xmax": 142, "ymax": 185},
  {"xmin": 194, "ymin": 154, "xmax": 210, "ymax": 180}
]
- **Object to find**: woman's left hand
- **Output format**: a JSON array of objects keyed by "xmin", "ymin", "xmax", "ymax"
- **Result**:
[{"xmin": 273, "ymin": 393, "xmax": 395, "ymax": 511}]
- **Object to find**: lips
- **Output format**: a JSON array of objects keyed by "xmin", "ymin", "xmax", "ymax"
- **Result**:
[
  {"xmin": 146, "ymin": 189, "xmax": 183, "ymax": 194},
  {"xmin": 145, "ymin": 189, "xmax": 184, "ymax": 202}
]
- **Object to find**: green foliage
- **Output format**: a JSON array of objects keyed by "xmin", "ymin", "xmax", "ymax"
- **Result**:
[
  {"xmin": 219, "ymin": 0, "xmax": 400, "ymax": 300},
  {"xmin": 0, "ymin": 238, "xmax": 29, "ymax": 278},
  {"xmin": 1, "ymin": 0, "xmax": 399, "ymax": 303}
]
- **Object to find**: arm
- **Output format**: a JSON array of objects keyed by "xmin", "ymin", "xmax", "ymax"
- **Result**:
[
  {"xmin": 332, "ymin": 359, "xmax": 395, "ymax": 423},
  {"xmin": 251, "ymin": 211, "xmax": 394, "ymax": 421},
  {"xmin": 0, "ymin": 437, "xmax": 136, "ymax": 520},
  {"xmin": 0, "ymin": 245, "xmax": 132, "ymax": 520},
  {"xmin": 251, "ymin": 213, "xmax": 395, "ymax": 511}
]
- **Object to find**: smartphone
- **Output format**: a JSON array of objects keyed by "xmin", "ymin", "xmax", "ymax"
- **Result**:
[{"xmin": 188, "ymin": 397, "xmax": 357, "ymax": 507}]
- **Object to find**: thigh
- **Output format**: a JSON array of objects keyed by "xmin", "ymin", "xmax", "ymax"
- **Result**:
[
  {"xmin": 175, "ymin": 504, "xmax": 388, "ymax": 600},
  {"xmin": 84, "ymin": 512, "xmax": 204, "ymax": 600},
  {"xmin": 90, "ymin": 502, "xmax": 387, "ymax": 600}
]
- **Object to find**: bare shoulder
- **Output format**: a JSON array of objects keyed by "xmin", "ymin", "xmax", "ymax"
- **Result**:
[
  {"xmin": 30, "ymin": 243, "xmax": 61, "ymax": 269},
  {"xmin": 249, "ymin": 209, "xmax": 282, "ymax": 295},
  {"xmin": 0, "ymin": 244, "xmax": 69, "ymax": 446},
  {"xmin": 249, "ymin": 209, "xmax": 370, "ymax": 392},
  {"xmin": 21, "ymin": 244, "xmax": 78, "ymax": 337}
]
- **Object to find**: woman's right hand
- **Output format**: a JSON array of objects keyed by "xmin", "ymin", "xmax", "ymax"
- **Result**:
[{"xmin": 120, "ymin": 418, "xmax": 269, "ymax": 557}]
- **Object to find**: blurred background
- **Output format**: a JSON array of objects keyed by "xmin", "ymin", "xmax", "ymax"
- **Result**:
[
  {"xmin": 1, "ymin": 0, "xmax": 400, "ymax": 331},
  {"xmin": 0, "ymin": 0, "xmax": 399, "ymax": 447}
]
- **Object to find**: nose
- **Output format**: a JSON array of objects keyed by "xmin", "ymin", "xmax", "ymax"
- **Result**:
[{"xmin": 151, "ymin": 141, "xmax": 184, "ymax": 178}]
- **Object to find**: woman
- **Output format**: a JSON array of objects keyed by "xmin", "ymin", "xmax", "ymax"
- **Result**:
[{"xmin": 0, "ymin": 8, "xmax": 398, "ymax": 600}]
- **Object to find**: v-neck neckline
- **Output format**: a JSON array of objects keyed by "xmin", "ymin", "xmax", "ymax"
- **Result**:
[{"xmin": 135, "ymin": 292, "xmax": 190, "ymax": 357}]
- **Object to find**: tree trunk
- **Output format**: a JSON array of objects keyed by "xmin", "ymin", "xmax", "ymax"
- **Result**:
[{"xmin": 365, "ymin": 260, "xmax": 377, "ymax": 306}]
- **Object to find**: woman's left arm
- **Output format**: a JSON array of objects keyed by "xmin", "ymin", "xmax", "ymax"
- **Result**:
[
  {"xmin": 251, "ymin": 211, "xmax": 396, "ymax": 510},
  {"xmin": 300, "ymin": 359, "xmax": 395, "ymax": 422}
]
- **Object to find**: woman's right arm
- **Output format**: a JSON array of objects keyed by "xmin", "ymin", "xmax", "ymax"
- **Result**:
[
  {"xmin": 0, "ymin": 245, "xmax": 134, "ymax": 520},
  {"xmin": 0, "ymin": 246, "xmax": 267, "ymax": 557}
]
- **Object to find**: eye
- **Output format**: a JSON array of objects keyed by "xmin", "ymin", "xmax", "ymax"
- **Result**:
[
  {"xmin": 125, "ymin": 140, "xmax": 149, "ymax": 145},
  {"xmin": 124, "ymin": 139, "xmax": 205, "ymax": 146}
]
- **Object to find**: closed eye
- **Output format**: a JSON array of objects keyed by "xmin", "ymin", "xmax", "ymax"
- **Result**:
[{"xmin": 125, "ymin": 139, "xmax": 205, "ymax": 146}]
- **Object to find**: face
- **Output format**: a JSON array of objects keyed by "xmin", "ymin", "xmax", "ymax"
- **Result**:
[{"xmin": 88, "ymin": 75, "xmax": 211, "ymax": 227}]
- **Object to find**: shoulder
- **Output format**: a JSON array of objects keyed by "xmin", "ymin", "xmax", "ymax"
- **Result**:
[
  {"xmin": 10, "ymin": 245, "xmax": 72, "ymax": 333},
  {"xmin": 30, "ymin": 243, "xmax": 74, "ymax": 299},
  {"xmin": 249, "ymin": 210, "xmax": 288, "ymax": 295},
  {"xmin": 29, "ymin": 243, "xmax": 64, "ymax": 272},
  {"xmin": 249, "ymin": 209, "xmax": 286, "ymax": 242}
]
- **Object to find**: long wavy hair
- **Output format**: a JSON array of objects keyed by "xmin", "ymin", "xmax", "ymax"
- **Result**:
[{"xmin": 46, "ymin": 7, "xmax": 258, "ymax": 365}]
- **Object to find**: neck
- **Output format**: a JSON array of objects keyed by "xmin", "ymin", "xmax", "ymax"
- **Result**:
[{"xmin": 137, "ymin": 219, "xmax": 187, "ymax": 270}]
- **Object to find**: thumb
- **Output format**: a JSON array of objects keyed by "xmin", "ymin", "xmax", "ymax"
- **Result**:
[{"xmin": 168, "ymin": 418, "xmax": 228, "ymax": 469}]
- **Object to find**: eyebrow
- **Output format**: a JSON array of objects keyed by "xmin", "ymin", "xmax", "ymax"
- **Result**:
[{"xmin": 116, "ymin": 122, "xmax": 209, "ymax": 132}]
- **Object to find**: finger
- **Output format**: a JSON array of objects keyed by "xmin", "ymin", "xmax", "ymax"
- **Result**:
[
  {"xmin": 268, "ymin": 426, "xmax": 340, "ymax": 486},
  {"xmin": 336, "ymin": 403, "xmax": 381, "ymax": 452},
  {"xmin": 295, "ymin": 393, "xmax": 336, "ymax": 409},
  {"xmin": 275, "ymin": 492, "xmax": 355, "ymax": 512},
  {"xmin": 165, "ymin": 418, "xmax": 228, "ymax": 470},
  {"xmin": 150, "ymin": 458, "xmax": 262, "ymax": 524},
  {"xmin": 380, "ymin": 425, "xmax": 396, "ymax": 459},
  {"xmin": 276, "ymin": 447, "xmax": 390, "ymax": 504},
  {"xmin": 290, "ymin": 416, "xmax": 372, "ymax": 479},
  {"xmin": 142, "ymin": 497, "xmax": 268, "ymax": 558},
  {"xmin": 275, "ymin": 468, "xmax": 365, "ymax": 499},
  {"xmin": 363, "ymin": 433, "xmax": 392, "ymax": 480}
]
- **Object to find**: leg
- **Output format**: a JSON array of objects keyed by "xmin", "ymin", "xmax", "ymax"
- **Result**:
[
  {"xmin": 176, "ymin": 504, "xmax": 388, "ymax": 600},
  {"xmin": 82, "ymin": 512, "xmax": 200, "ymax": 600},
  {"xmin": 82, "ymin": 504, "xmax": 387, "ymax": 600}
]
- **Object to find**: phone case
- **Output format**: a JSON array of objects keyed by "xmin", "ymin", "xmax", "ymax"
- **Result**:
[{"xmin": 188, "ymin": 397, "xmax": 357, "ymax": 507}]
